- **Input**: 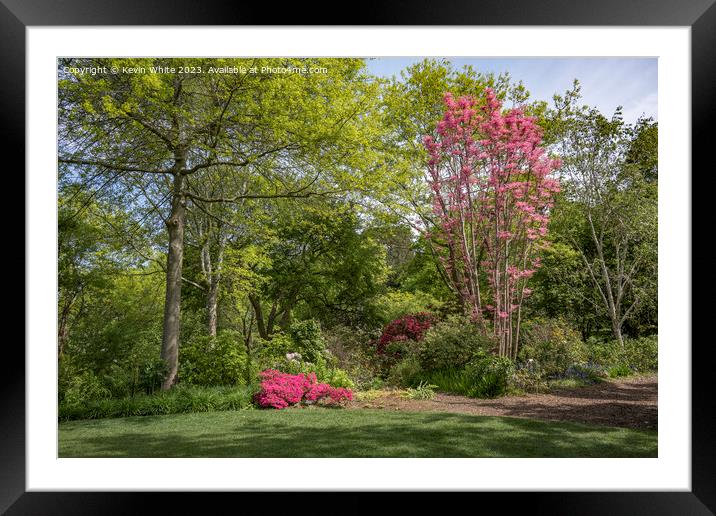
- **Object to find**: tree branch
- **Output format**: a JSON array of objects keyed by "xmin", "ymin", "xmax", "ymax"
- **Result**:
[{"xmin": 59, "ymin": 157, "xmax": 170, "ymax": 175}]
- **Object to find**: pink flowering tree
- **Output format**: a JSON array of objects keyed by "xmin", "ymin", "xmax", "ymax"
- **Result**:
[{"xmin": 422, "ymin": 89, "xmax": 561, "ymax": 359}]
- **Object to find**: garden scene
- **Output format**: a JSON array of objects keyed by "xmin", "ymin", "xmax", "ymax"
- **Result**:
[{"xmin": 58, "ymin": 57, "xmax": 658, "ymax": 457}]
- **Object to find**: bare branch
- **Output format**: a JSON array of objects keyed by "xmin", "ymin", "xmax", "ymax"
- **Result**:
[
  {"xmin": 126, "ymin": 111, "xmax": 175, "ymax": 150},
  {"xmin": 59, "ymin": 157, "xmax": 170, "ymax": 175}
]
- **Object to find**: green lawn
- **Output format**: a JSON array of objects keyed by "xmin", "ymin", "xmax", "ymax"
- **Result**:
[{"xmin": 59, "ymin": 408, "xmax": 657, "ymax": 458}]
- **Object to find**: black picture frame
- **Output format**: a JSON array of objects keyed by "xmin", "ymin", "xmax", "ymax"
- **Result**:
[{"xmin": 6, "ymin": 1, "xmax": 712, "ymax": 513}]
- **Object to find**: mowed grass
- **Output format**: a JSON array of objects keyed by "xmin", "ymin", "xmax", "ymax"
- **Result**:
[{"xmin": 59, "ymin": 409, "xmax": 657, "ymax": 458}]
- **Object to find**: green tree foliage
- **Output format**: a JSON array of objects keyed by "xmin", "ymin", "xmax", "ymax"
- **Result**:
[
  {"xmin": 179, "ymin": 330, "xmax": 248, "ymax": 386},
  {"xmin": 59, "ymin": 57, "xmax": 387, "ymax": 388},
  {"xmin": 377, "ymin": 59, "xmax": 540, "ymax": 229},
  {"xmin": 59, "ymin": 270, "xmax": 167, "ymax": 400},
  {"xmin": 247, "ymin": 200, "xmax": 388, "ymax": 333},
  {"xmin": 58, "ymin": 58, "xmax": 658, "ymax": 406},
  {"xmin": 546, "ymin": 96, "xmax": 658, "ymax": 343}
]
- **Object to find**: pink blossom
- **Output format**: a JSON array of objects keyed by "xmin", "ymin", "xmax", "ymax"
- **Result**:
[
  {"xmin": 253, "ymin": 370, "xmax": 353, "ymax": 409},
  {"xmin": 422, "ymin": 87, "xmax": 560, "ymax": 350}
]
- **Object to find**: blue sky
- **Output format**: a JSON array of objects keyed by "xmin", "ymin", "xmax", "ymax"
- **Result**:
[{"xmin": 364, "ymin": 57, "xmax": 657, "ymax": 124}]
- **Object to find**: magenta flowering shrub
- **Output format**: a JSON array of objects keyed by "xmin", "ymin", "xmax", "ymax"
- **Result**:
[
  {"xmin": 305, "ymin": 383, "xmax": 354, "ymax": 406},
  {"xmin": 253, "ymin": 369, "xmax": 353, "ymax": 409}
]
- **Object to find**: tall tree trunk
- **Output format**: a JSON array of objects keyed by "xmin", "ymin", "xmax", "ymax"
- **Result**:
[
  {"xmin": 587, "ymin": 213, "xmax": 625, "ymax": 347},
  {"xmin": 58, "ymin": 301, "xmax": 72, "ymax": 361},
  {"xmin": 612, "ymin": 321, "xmax": 625, "ymax": 348},
  {"xmin": 58, "ymin": 322, "xmax": 68, "ymax": 361},
  {"xmin": 206, "ymin": 282, "xmax": 219, "ymax": 337},
  {"xmin": 278, "ymin": 301, "xmax": 295, "ymax": 331},
  {"xmin": 205, "ymin": 233, "xmax": 226, "ymax": 337},
  {"xmin": 58, "ymin": 290, "xmax": 80, "ymax": 362},
  {"xmin": 266, "ymin": 301, "xmax": 279, "ymax": 336},
  {"xmin": 160, "ymin": 166, "xmax": 186, "ymax": 390},
  {"xmin": 249, "ymin": 293, "xmax": 268, "ymax": 340}
]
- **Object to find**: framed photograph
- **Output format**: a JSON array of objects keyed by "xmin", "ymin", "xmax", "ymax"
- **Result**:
[{"xmin": 9, "ymin": 0, "xmax": 712, "ymax": 513}]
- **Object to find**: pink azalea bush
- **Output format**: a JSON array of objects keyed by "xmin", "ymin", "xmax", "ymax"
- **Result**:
[{"xmin": 253, "ymin": 369, "xmax": 353, "ymax": 409}]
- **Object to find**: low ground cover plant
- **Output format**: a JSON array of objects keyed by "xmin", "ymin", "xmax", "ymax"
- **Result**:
[
  {"xmin": 353, "ymin": 389, "xmax": 384, "ymax": 402},
  {"xmin": 58, "ymin": 384, "xmax": 256, "ymax": 421},
  {"xmin": 402, "ymin": 381, "xmax": 438, "ymax": 400}
]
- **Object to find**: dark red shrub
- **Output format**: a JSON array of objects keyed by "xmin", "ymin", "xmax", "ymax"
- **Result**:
[{"xmin": 376, "ymin": 312, "xmax": 435, "ymax": 357}]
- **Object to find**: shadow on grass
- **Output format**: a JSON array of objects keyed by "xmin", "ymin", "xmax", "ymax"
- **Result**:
[{"xmin": 59, "ymin": 410, "xmax": 657, "ymax": 458}]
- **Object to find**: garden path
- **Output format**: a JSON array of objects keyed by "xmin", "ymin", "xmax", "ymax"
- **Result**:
[{"xmin": 349, "ymin": 375, "xmax": 657, "ymax": 430}]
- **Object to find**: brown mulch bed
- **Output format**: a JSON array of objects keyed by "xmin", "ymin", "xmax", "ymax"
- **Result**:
[{"xmin": 348, "ymin": 375, "xmax": 657, "ymax": 430}]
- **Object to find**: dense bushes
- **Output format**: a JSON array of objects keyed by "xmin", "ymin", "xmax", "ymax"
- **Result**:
[
  {"xmin": 417, "ymin": 316, "xmax": 493, "ymax": 371},
  {"xmin": 587, "ymin": 335, "xmax": 659, "ymax": 377},
  {"xmin": 59, "ymin": 304, "xmax": 658, "ymax": 420},
  {"xmin": 137, "ymin": 359, "xmax": 170, "ymax": 394},
  {"xmin": 323, "ymin": 325, "xmax": 382, "ymax": 390},
  {"xmin": 508, "ymin": 367, "xmax": 548, "ymax": 394},
  {"xmin": 415, "ymin": 353, "xmax": 514, "ymax": 399},
  {"xmin": 59, "ymin": 318, "xmax": 361, "ymax": 420},
  {"xmin": 257, "ymin": 320, "xmax": 356, "ymax": 389},
  {"xmin": 414, "ymin": 364, "xmax": 513, "ymax": 399},
  {"xmin": 517, "ymin": 317, "xmax": 587, "ymax": 377},
  {"xmin": 59, "ymin": 369, "xmax": 111, "ymax": 405},
  {"xmin": 287, "ymin": 319, "xmax": 326, "ymax": 363},
  {"xmin": 388, "ymin": 355, "xmax": 423, "ymax": 387},
  {"xmin": 624, "ymin": 336, "xmax": 658, "ymax": 371},
  {"xmin": 371, "ymin": 312, "xmax": 436, "ymax": 378},
  {"xmin": 256, "ymin": 332, "xmax": 295, "ymax": 364},
  {"xmin": 373, "ymin": 291, "xmax": 443, "ymax": 325},
  {"xmin": 179, "ymin": 330, "xmax": 248, "ymax": 386},
  {"xmin": 463, "ymin": 352, "xmax": 514, "ymax": 398},
  {"xmin": 384, "ymin": 317, "xmax": 511, "ymax": 398},
  {"xmin": 587, "ymin": 335, "xmax": 658, "ymax": 375},
  {"xmin": 281, "ymin": 353, "xmax": 355, "ymax": 389},
  {"xmin": 376, "ymin": 312, "xmax": 435, "ymax": 358},
  {"xmin": 58, "ymin": 385, "xmax": 256, "ymax": 421},
  {"xmin": 506, "ymin": 322, "xmax": 657, "ymax": 391},
  {"xmin": 59, "ymin": 355, "xmax": 169, "ymax": 404},
  {"xmin": 378, "ymin": 315, "xmax": 657, "ymax": 399},
  {"xmin": 257, "ymin": 320, "xmax": 326, "ymax": 365},
  {"xmin": 510, "ymin": 319, "xmax": 658, "ymax": 390}
]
